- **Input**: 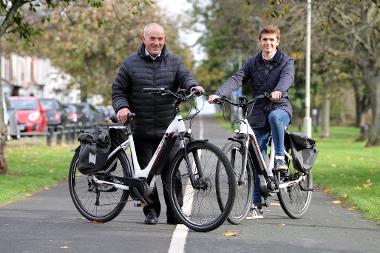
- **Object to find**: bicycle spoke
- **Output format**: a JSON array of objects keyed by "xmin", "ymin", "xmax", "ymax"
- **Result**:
[{"xmin": 169, "ymin": 142, "xmax": 235, "ymax": 231}]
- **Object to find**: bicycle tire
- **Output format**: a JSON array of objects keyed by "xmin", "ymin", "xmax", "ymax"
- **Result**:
[
  {"xmin": 217, "ymin": 141, "xmax": 253, "ymax": 225},
  {"xmin": 167, "ymin": 141, "xmax": 236, "ymax": 232},
  {"xmin": 276, "ymin": 147, "xmax": 313, "ymax": 219},
  {"xmin": 69, "ymin": 150, "xmax": 131, "ymax": 223}
]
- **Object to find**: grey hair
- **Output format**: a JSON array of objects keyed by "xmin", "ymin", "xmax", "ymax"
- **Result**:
[{"xmin": 143, "ymin": 23, "xmax": 165, "ymax": 37}]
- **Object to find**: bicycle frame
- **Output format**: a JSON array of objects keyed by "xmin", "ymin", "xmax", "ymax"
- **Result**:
[
  {"xmin": 93, "ymin": 113, "xmax": 188, "ymax": 191},
  {"xmin": 237, "ymin": 118, "xmax": 270, "ymax": 177},
  {"xmin": 220, "ymin": 94, "xmax": 303, "ymax": 192},
  {"xmin": 237, "ymin": 118, "xmax": 306, "ymax": 190}
]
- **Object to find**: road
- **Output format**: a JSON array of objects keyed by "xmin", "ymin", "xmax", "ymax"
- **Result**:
[{"xmin": 0, "ymin": 116, "xmax": 379, "ymax": 253}]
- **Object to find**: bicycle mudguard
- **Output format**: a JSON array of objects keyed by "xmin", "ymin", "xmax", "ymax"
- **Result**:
[
  {"xmin": 181, "ymin": 139, "xmax": 209, "ymax": 164},
  {"xmin": 186, "ymin": 139, "xmax": 208, "ymax": 144}
]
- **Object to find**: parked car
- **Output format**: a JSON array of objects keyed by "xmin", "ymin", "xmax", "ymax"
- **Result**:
[
  {"xmin": 63, "ymin": 103, "xmax": 85, "ymax": 126},
  {"xmin": 80, "ymin": 102, "xmax": 103, "ymax": 126},
  {"xmin": 3, "ymin": 96, "xmax": 20, "ymax": 139},
  {"xmin": 40, "ymin": 98, "xmax": 67, "ymax": 128},
  {"xmin": 9, "ymin": 96, "xmax": 48, "ymax": 133},
  {"xmin": 95, "ymin": 105, "xmax": 115, "ymax": 120}
]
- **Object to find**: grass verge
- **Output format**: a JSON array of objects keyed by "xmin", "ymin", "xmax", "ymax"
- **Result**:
[
  {"xmin": 313, "ymin": 127, "xmax": 380, "ymax": 223},
  {"xmin": 216, "ymin": 115, "xmax": 380, "ymax": 223},
  {"xmin": 0, "ymin": 138, "xmax": 75, "ymax": 206}
]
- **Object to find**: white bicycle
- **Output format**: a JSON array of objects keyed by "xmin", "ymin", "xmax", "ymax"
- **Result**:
[
  {"xmin": 69, "ymin": 88, "xmax": 236, "ymax": 232},
  {"xmin": 215, "ymin": 94, "xmax": 313, "ymax": 224}
]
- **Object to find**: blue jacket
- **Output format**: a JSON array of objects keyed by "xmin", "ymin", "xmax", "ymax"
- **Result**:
[{"xmin": 215, "ymin": 49, "xmax": 294, "ymax": 128}]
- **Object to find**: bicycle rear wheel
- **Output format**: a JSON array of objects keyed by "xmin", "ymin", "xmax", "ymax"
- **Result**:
[
  {"xmin": 276, "ymin": 149, "xmax": 313, "ymax": 219},
  {"xmin": 68, "ymin": 150, "xmax": 131, "ymax": 223},
  {"xmin": 167, "ymin": 141, "xmax": 236, "ymax": 232},
  {"xmin": 218, "ymin": 141, "xmax": 253, "ymax": 225}
]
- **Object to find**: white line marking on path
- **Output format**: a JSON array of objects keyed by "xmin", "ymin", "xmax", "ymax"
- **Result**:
[{"xmin": 168, "ymin": 116, "xmax": 204, "ymax": 253}]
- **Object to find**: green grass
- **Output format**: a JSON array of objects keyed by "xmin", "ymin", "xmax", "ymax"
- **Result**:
[
  {"xmin": 1, "ymin": 124, "xmax": 380, "ymax": 224},
  {"xmin": 313, "ymin": 127, "xmax": 380, "ymax": 223},
  {"xmin": 0, "ymin": 138, "xmax": 75, "ymax": 205},
  {"xmin": 215, "ymin": 115, "xmax": 380, "ymax": 223}
]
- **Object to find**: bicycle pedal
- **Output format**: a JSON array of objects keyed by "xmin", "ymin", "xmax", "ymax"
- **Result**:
[{"xmin": 134, "ymin": 202, "xmax": 146, "ymax": 208}]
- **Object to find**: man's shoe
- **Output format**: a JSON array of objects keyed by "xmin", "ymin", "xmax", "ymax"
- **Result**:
[
  {"xmin": 274, "ymin": 159, "xmax": 288, "ymax": 171},
  {"xmin": 245, "ymin": 206, "xmax": 264, "ymax": 220},
  {"xmin": 144, "ymin": 212, "xmax": 158, "ymax": 225},
  {"xmin": 167, "ymin": 216, "xmax": 183, "ymax": 225}
]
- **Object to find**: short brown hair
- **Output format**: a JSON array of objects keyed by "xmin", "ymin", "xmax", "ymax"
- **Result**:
[{"xmin": 259, "ymin": 25, "xmax": 281, "ymax": 41}]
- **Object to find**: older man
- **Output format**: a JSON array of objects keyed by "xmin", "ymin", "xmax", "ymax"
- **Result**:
[{"xmin": 112, "ymin": 23, "xmax": 204, "ymax": 225}]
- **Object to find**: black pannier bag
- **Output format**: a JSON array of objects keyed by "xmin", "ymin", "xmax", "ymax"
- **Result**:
[
  {"xmin": 286, "ymin": 132, "xmax": 318, "ymax": 173},
  {"xmin": 77, "ymin": 126, "xmax": 111, "ymax": 175}
]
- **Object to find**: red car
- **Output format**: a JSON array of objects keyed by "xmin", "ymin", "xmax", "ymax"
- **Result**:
[{"xmin": 9, "ymin": 96, "xmax": 48, "ymax": 133}]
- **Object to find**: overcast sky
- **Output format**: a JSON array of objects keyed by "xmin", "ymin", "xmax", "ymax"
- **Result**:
[{"xmin": 156, "ymin": 0, "xmax": 205, "ymax": 62}]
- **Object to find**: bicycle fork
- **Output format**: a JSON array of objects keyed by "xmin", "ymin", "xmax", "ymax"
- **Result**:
[{"xmin": 182, "ymin": 139, "xmax": 209, "ymax": 190}]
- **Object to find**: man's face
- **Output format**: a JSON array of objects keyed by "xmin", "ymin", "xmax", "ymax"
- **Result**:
[
  {"xmin": 143, "ymin": 26, "xmax": 165, "ymax": 57},
  {"xmin": 259, "ymin": 33, "xmax": 279, "ymax": 55}
]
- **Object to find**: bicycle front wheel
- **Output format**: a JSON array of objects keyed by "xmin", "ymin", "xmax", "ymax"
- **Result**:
[
  {"xmin": 167, "ymin": 141, "xmax": 236, "ymax": 232},
  {"xmin": 68, "ymin": 150, "xmax": 131, "ymax": 223},
  {"xmin": 218, "ymin": 141, "xmax": 253, "ymax": 225},
  {"xmin": 276, "ymin": 149, "xmax": 313, "ymax": 219}
]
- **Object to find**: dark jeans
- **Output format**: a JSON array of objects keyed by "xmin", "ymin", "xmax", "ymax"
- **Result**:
[{"xmin": 134, "ymin": 137, "xmax": 183, "ymax": 219}]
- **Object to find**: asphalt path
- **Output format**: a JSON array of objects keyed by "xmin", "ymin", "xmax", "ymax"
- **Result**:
[{"xmin": 0, "ymin": 116, "xmax": 379, "ymax": 253}]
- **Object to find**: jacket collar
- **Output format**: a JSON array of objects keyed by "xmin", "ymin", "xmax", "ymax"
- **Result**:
[
  {"xmin": 138, "ymin": 43, "xmax": 168, "ymax": 61},
  {"xmin": 259, "ymin": 48, "xmax": 282, "ymax": 63}
]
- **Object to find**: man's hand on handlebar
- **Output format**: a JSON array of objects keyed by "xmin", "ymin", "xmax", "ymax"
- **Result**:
[
  {"xmin": 208, "ymin": 94, "xmax": 220, "ymax": 104},
  {"xmin": 117, "ymin": 108, "xmax": 131, "ymax": 123},
  {"xmin": 191, "ymin": 85, "xmax": 205, "ymax": 96},
  {"xmin": 270, "ymin": 91, "xmax": 283, "ymax": 101}
]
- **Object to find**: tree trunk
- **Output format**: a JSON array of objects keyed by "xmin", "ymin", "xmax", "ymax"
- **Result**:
[
  {"xmin": 0, "ymin": 126, "xmax": 7, "ymax": 174},
  {"xmin": 0, "ymin": 63, "xmax": 7, "ymax": 174},
  {"xmin": 320, "ymin": 82, "xmax": 330, "ymax": 138},
  {"xmin": 0, "ymin": 39, "xmax": 8, "ymax": 174},
  {"xmin": 352, "ymin": 73, "xmax": 362, "ymax": 127},
  {"xmin": 366, "ymin": 74, "xmax": 380, "ymax": 146}
]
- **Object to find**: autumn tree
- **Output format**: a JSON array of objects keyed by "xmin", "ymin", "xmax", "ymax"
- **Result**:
[
  {"xmin": 0, "ymin": 0, "xmax": 102, "ymax": 174},
  {"xmin": 6, "ymin": 0, "xmax": 193, "ymax": 104},
  {"xmin": 0, "ymin": 0, "xmax": 150, "ymax": 174}
]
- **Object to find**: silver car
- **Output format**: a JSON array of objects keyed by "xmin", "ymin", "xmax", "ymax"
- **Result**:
[{"xmin": 3, "ymin": 96, "xmax": 20, "ymax": 139}]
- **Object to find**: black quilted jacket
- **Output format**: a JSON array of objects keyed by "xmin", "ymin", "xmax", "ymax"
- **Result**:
[{"xmin": 112, "ymin": 44, "xmax": 197, "ymax": 139}]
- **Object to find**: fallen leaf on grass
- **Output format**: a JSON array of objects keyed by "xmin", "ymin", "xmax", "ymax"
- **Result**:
[
  {"xmin": 363, "ymin": 179, "xmax": 372, "ymax": 189},
  {"xmin": 223, "ymin": 230, "xmax": 239, "ymax": 237}
]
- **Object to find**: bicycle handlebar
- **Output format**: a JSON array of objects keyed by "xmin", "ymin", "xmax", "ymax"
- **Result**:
[
  {"xmin": 109, "ymin": 113, "xmax": 136, "ymax": 124},
  {"xmin": 142, "ymin": 87, "xmax": 201, "ymax": 101},
  {"xmin": 214, "ymin": 92, "xmax": 288, "ymax": 107},
  {"xmin": 214, "ymin": 93, "xmax": 269, "ymax": 107}
]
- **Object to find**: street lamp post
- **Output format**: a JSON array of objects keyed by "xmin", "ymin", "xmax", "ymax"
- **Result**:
[{"xmin": 304, "ymin": 0, "xmax": 312, "ymax": 137}]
